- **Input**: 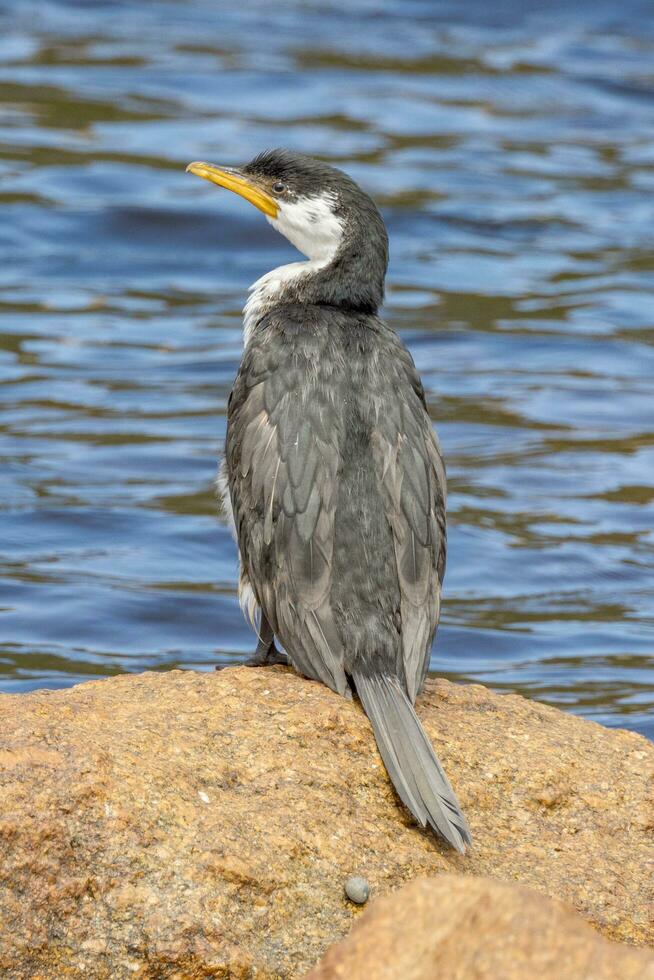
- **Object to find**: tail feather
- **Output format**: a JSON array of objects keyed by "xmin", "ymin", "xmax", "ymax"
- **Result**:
[{"xmin": 353, "ymin": 670, "xmax": 471, "ymax": 854}]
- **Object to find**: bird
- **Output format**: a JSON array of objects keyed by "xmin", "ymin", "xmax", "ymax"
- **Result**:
[{"xmin": 186, "ymin": 149, "xmax": 471, "ymax": 853}]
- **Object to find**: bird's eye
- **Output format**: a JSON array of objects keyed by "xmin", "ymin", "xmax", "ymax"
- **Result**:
[{"xmin": 272, "ymin": 181, "xmax": 286, "ymax": 194}]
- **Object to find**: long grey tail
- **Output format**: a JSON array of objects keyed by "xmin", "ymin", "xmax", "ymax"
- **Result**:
[{"xmin": 353, "ymin": 670, "xmax": 471, "ymax": 854}]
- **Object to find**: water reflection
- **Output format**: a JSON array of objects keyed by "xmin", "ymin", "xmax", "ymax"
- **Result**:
[{"xmin": 0, "ymin": 0, "xmax": 652, "ymax": 739}]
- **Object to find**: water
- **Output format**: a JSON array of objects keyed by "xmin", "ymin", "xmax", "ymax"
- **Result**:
[{"xmin": 1, "ymin": 0, "xmax": 653, "ymax": 739}]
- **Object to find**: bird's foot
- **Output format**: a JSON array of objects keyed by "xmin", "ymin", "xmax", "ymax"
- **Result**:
[
  {"xmin": 215, "ymin": 624, "xmax": 288, "ymax": 670},
  {"xmin": 242, "ymin": 642, "xmax": 289, "ymax": 668}
]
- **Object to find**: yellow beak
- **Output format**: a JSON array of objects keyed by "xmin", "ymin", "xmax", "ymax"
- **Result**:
[{"xmin": 185, "ymin": 161, "xmax": 278, "ymax": 218}]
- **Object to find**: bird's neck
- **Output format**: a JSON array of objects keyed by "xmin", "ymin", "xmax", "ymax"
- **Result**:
[{"xmin": 243, "ymin": 239, "xmax": 387, "ymax": 346}]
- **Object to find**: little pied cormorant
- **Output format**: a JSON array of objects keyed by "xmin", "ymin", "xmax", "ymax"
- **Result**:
[{"xmin": 186, "ymin": 150, "xmax": 471, "ymax": 853}]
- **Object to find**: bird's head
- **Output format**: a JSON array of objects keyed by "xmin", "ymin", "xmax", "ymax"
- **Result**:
[{"xmin": 186, "ymin": 149, "xmax": 388, "ymax": 312}]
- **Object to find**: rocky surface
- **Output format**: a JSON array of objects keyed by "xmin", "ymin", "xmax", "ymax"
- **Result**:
[
  {"xmin": 0, "ymin": 666, "xmax": 652, "ymax": 978},
  {"xmin": 309, "ymin": 877, "xmax": 654, "ymax": 979}
]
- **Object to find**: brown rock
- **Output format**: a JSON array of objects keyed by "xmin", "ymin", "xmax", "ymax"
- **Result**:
[
  {"xmin": 308, "ymin": 876, "xmax": 654, "ymax": 979},
  {"xmin": 0, "ymin": 667, "xmax": 652, "ymax": 978}
]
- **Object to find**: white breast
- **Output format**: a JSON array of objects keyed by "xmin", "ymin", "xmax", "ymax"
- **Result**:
[{"xmin": 242, "ymin": 260, "xmax": 324, "ymax": 345}]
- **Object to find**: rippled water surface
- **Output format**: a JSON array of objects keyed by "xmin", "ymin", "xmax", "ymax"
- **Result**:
[{"xmin": 1, "ymin": 0, "xmax": 653, "ymax": 738}]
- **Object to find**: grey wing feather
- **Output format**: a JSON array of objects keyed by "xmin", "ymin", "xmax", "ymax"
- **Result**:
[
  {"xmin": 226, "ymin": 339, "xmax": 349, "ymax": 697},
  {"xmin": 371, "ymin": 356, "xmax": 446, "ymax": 703}
]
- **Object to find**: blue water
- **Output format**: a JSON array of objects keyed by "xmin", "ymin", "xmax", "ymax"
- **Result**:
[{"xmin": 1, "ymin": 0, "xmax": 653, "ymax": 738}]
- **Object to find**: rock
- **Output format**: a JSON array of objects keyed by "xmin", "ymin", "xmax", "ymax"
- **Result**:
[
  {"xmin": 0, "ymin": 667, "xmax": 652, "ymax": 978},
  {"xmin": 308, "ymin": 876, "xmax": 654, "ymax": 979},
  {"xmin": 344, "ymin": 875, "xmax": 370, "ymax": 905}
]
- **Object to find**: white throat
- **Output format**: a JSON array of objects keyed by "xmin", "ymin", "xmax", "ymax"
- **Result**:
[{"xmin": 243, "ymin": 192, "xmax": 343, "ymax": 345}]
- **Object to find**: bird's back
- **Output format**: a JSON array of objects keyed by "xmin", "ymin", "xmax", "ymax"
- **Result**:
[{"xmin": 226, "ymin": 303, "xmax": 446, "ymax": 702}]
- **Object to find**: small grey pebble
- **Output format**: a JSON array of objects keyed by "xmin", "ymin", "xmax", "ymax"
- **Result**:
[{"xmin": 344, "ymin": 875, "xmax": 370, "ymax": 905}]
